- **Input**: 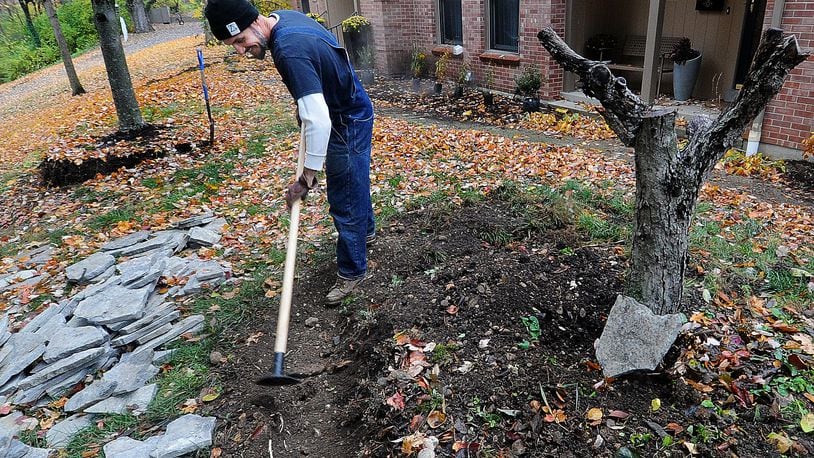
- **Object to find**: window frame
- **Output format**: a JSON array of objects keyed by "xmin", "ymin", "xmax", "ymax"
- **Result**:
[
  {"xmin": 488, "ymin": 0, "xmax": 520, "ymax": 53},
  {"xmin": 438, "ymin": 0, "xmax": 463, "ymax": 45}
]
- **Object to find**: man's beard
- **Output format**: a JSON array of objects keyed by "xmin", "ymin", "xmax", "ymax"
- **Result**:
[{"xmin": 250, "ymin": 28, "xmax": 268, "ymax": 59}]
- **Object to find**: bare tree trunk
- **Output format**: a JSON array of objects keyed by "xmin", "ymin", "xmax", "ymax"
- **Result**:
[
  {"xmin": 537, "ymin": 28, "xmax": 807, "ymax": 315},
  {"xmin": 18, "ymin": 0, "xmax": 41, "ymax": 47},
  {"xmin": 43, "ymin": 0, "xmax": 85, "ymax": 96},
  {"xmin": 127, "ymin": 0, "xmax": 153, "ymax": 33},
  {"xmin": 91, "ymin": 0, "xmax": 144, "ymax": 132}
]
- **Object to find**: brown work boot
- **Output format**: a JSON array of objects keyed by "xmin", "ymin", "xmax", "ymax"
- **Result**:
[{"xmin": 326, "ymin": 274, "xmax": 369, "ymax": 305}]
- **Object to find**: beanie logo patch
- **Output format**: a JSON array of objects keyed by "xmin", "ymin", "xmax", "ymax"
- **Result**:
[{"xmin": 226, "ymin": 22, "xmax": 241, "ymax": 36}]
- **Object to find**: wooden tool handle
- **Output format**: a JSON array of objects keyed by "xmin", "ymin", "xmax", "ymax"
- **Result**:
[{"xmin": 273, "ymin": 129, "xmax": 306, "ymax": 354}]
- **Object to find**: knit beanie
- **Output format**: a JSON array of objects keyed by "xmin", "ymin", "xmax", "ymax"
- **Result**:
[{"xmin": 205, "ymin": 0, "xmax": 260, "ymax": 41}]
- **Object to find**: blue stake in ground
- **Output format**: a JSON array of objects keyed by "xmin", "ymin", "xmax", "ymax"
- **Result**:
[{"xmin": 197, "ymin": 48, "xmax": 215, "ymax": 145}]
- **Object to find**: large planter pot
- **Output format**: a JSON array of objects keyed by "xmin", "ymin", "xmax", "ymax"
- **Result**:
[
  {"xmin": 673, "ymin": 54, "xmax": 702, "ymax": 101},
  {"xmin": 522, "ymin": 97, "xmax": 540, "ymax": 113},
  {"xmin": 434, "ymin": 82, "xmax": 443, "ymax": 95},
  {"xmin": 343, "ymin": 26, "xmax": 371, "ymax": 67},
  {"xmin": 356, "ymin": 69, "xmax": 374, "ymax": 86}
]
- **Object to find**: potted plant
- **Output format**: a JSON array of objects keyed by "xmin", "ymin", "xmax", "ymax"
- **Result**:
[
  {"xmin": 454, "ymin": 60, "xmax": 471, "ymax": 98},
  {"xmin": 306, "ymin": 12, "xmax": 327, "ymax": 28},
  {"xmin": 481, "ymin": 66, "xmax": 495, "ymax": 107},
  {"xmin": 668, "ymin": 37, "xmax": 702, "ymax": 101},
  {"xmin": 355, "ymin": 46, "xmax": 375, "ymax": 86},
  {"xmin": 514, "ymin": 64, "xmax": 542, "ymax": 112},
  {"xmin": 434, "ymin": 51, "xmax": 450, "ymax": 95},
  {"xmin": 341, "ymin": 14, "xmax": 371, "ymax": 68},
  {"xmin": 410, "ymin": 46, "xmax": 426, "ymax": 92}
]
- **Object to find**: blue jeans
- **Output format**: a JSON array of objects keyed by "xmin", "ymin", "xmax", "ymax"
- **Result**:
[{"xmin": 325, "ymin": 105, "xmax": 375, "ymax": 280}]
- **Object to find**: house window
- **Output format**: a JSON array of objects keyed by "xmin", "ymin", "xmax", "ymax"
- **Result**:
[
  {"xmin": 490, "ymin": 0, "xmax": 519, "ymax": 52},
  {"xmin": 440, "ymin": 0, "xmax": 463, "ymax": 45},
  {"xmin": 301, "ymin": 0, "xmax": 311, "ymax": 14}
]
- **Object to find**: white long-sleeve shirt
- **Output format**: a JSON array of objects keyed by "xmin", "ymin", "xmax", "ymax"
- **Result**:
[{"xmin": 296, "ymin": 93, "xmax": 332, "ymax": 171}]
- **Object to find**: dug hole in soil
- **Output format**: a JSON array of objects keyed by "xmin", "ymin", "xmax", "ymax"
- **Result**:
[{"xmin": 206, "ymin": 191, "xmax": 778, "ymax": 457}]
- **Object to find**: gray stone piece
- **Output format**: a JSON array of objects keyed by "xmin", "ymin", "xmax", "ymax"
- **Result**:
[
  {"xmin": 0, "ymin": 373, "xmax": 25, "ymax": 396},
  {"xmin": 19, "ymin": 300, "xmax": 68, "ymax": 334},
  {"xmin": 0, "ymin": 273, "xmax": 47, "ymax": 294},
  {"xmin": 17, "ymin": 347, "xmax": 106, "ymax": 391},
  {"xmin": 193, "ymin": 261, "xmax": 226, "ymax": 282},
  {"xmin": 112, "ymin": 312, "xmax": 180, "ymax": 347},
  {"xmin": 32, "ymin": 312, "xmax": 67, "ymax": 342},
  {"xmin": 202, "ymin": 217, "xmax": 228, "ymax": 234},
  {"xmin": 150, "ymin": 414, "xmax": 217, "ymax": 458},
  {"xmin": 18, "ymin": 245, "xmax": 55, "ymax": 268},
  {"xmin": 172, "ymin": 212, "xmax": 215, "ymax": 229},
  {"xmin": 46, "ymin": 414, "xmax": 96, "ymax": 448},
  {"xmin": 118, "ymin": 303, "xmax": 176, "ymax": 335},
  {"xmin": 117, "ymin": 256, "xmax": 154, "ymax": 287},
  {"xmin": 109, "ymin": 231, "xmax": 182, "ymax": 258},
  {"xmin": 92, "ymin": 265, "xmax": 118, "ymax": 284},
  {"xmin": 45, "ymin": 367, "xmax": 91, "ymax": 398},
  {"xmin": 127, "ymin": 259, "xmax": 166, "ymax": 290},
  {"xmin": 104, "ymin": 350, "xmax": 159, "ymax": 395},
  {"xmin": 594, "ymin": 295, "xmax": 686, "ymax": 378},
  {"xmin": 5, "ymin": 438, "xmax": 52, "ymax": 458},
  {"xmin": 0, "ymin": 314, "xmax": 10, "ymax": 347},
  {"xmin": 162, "ymin": 257, "xmax": 190, "ymax": 278},
  {"xmin": 134, "ymin": 323, "xmax": 174, "ymax": 346},
  {"xmin": 73, "ymin": 275, "xmax": 122, "ymax": 303},
  {"xmin": 85, "ymin": 383, "xmax": 157, "ymax": 415},
  {"xmin": 65, "ymin": 379, "xmax": 118, "ymax": 413},
  {"xmin": 132, "ymin": 315, "xmax": 205, "ymax": 355},
  {"xmin": 73, "ymin": 284, "xmax": 151, "ymax": 326},
  {"xmin": 43, "ymin": 326, "xmax": 110, "ymax": 363},
  {"xmin": 66, "ymin": 252, "xmax": 116, "ymax": 284},
  {"xmin": 187, "ymin": 227, "xmax": 221, "ymax": 247},
  {"xmin": 102, "ymin": 231, "xmax": 151, "ymax": 252},
  {"xmin": 0, "ymin": 333, "xmax": 46, "ymax": 387},
  {"xmin": 152, "ymin": 350, "xmax": 176, "ymax": 365},
  {"xmin": 104, "ymin": 436, "xmax": 157, "ymax": 458}
]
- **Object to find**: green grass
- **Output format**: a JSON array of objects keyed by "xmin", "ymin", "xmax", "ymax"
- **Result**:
[
  {"xmin": 87, "ymin": 206, "xmax": 138, "ymax": 231},
  {"xmin": 577, "ymin": 211, "xmax": 627, "ymax": 242},
  {"xmin": 65, "ymin": 414, "xmax": 140, "ymax": 457}
]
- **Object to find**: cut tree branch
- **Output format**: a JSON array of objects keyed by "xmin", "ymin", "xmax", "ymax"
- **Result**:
[{"xmin": 537, "ymin": 27, "xmax": 649, "ymax": 146}]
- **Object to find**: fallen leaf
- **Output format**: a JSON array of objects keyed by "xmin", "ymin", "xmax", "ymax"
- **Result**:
[
  {"xmin": 767, "ymin": 431, "xmax": 793, "ymax": 454},
  {"xmin": 427, "ymin": 410, "xmax": 447, "ymax": 428},
  {"xmin": 245, "ymin": 331, "xmax": 263, "ymax": 345},
  {"xmin": 651, "ymin": 398, "xmax": 661, "ymax": 412},
  {"xmin": 210, "ymin": 447, "xmax": 223, "ymax": 458},
  {"xmin": 386, "ymin": 391, "xmax": 405, "ymax": 411},
  {"xmin": 801, "ymin": 413, "xmax": 814, "ymax": 433},
  {"xmin": 684, "ymin": 442, "xmax": 699, "ymax": 455},
  {"xmin": 608, "ymin": 410, "xmax": 629, "ymax": 419},
  {"xmin": 586, "ymin": 407, "xmax": 603, "ymax": 424}
]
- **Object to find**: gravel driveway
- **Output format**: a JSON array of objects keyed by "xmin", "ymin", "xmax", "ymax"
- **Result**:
[{"xmin": 0, "ymin": 22, "xmax": 203, "ymax": 121}]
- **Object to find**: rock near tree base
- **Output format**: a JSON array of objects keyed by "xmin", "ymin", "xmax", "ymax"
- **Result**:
[{"xmin": 594, "ymin": 295, "xmax": 685, "ymax": 378}]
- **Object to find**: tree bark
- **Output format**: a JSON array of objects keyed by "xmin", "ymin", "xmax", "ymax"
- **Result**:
[
  {"xmin": 537, "ymin": 27, "xmax": 807, "ymax": 315},
  {"xmin": 127, "ymin": 0, "xmax": 154, "ymax": 33},
  {"xmin": 92, "ymin": 0, "xmax": 145, "ymax": 132},
  {"xmin": 43, "ymin": 0, "xmax": 85, "ymax": 96},
  {"xmin": 18, "ymin": 0, "xmax": 41, "ymax": 47}
]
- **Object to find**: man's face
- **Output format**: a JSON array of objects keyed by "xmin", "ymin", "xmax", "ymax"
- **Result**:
[{"xmin": 224, "ymin": 25, "xmax": 268, "ymax": 59}]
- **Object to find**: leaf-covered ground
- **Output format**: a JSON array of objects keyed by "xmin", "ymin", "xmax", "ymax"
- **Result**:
[{"xmin": 0, "ymin": 31, "xmax": 813, "ymax": 457}]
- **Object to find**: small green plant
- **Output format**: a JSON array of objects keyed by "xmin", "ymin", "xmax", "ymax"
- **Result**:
[
  {"xmin": 390, "ymin": 274, "xmax": 404, "ymax": 286},
  {"xmin": 514, "ymin": 64, "xmax": 542, "ymax": 97},
  {"xmin": 518, "ymin": 315, "xmax": 541, "ymax": 349},
  {"xmin": 629, "ymin": 432, "xmax": 652, "ymax": 447},
  {"xmin": 430, "ymin": 342, "xmax": 459, "ymax": 365},
  {"xmin": 469, "ymin": 397, "xmax": 503, "ymax": 428},
  {"xmin": 457, "ymin": 60, "xmax": 472, "ymax": 86},
  {"xmin": 668, "ymin": 37, "xmax": 700, "ymax": 64},
  {"xmin": 357, "ymin": 45, "xmax": 375, "ymax": 69},
  {"xmin": 435, "ymin": 51, "xmax": 450, "ymax": 81},
  {"xmin": 410, "ymin": 46, "xmax": 426, "ymax": 78},
  {"xmin": 341, "ymin": 14, "xmax": 370, "ymax": 33}
]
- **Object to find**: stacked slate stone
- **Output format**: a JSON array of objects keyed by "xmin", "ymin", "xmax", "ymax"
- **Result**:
[{"xmin": 0, "ymin": 212, "xmax": 228, "ymax": 454}]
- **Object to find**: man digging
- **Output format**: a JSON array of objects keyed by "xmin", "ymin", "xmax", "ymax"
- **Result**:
[{"xmin": 205, "ymin": 0, "xmax": 375, "ymax": 305}]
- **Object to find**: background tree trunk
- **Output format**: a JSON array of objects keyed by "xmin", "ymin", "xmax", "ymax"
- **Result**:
[
  {"xmin": 43, "ymin": 0, "xmax": 85, "ymax": 96},
  {"xmin": 92, "ymin": 0, "xmax": 144, "ymax": 132},
  {"xmin": 128, "ymin": 0, "xmax": 154, "ymax": 33},
  {"xmin": 537, "ymin": 28, "xmax": 807, "ymax": 315},
  {"xmin": 18, "ymin": 0, "xmax": 40, "ymax": 47}
]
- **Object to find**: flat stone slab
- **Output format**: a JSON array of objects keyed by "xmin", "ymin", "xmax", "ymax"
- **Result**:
[
  {"xmin": 110, "ymin": 231, "xmax": 186, "ymax": 258},
  {"xmin": 150, "ymin": 414, "xmax": 217, "ymax": 458},
  {"xmin": 17, "ymin": 245, "xmax": 55, "ymax": 268},
  {"xmin": 74, "ymin": 284, "xmax": 151, "ymax": 326},
  {"xmin": 135, "ymin": 323, "xmax": 174, "ymax": 346},
  {"xmin": 65, "ymin": 379, "xmax": 118, "ymax": 413},
  {"xmin": 32, "ymin": 312, "xmax": 67, "ymax": 342},
  {"xmin": 4, "ymin": 438, "xmax": 51, "ymax": 458},
  {"xmin": 19, "ymin": 300, "xmax": 69, "ymax": 334},
  {"xmin": 595, "ymin": 295, "xmax": 685, "ymax": 378},
  {"xmin": 0, "ymin": 333, "xmax": 47, "ymax": 387},
  {"xmin": 112, "ymin": 311, "xmax": 179, "ymax": 347},
  {"xmin": 172, "ymin": 212, "xmax": 215, "ymax": 229},
  {"xmin": 133, "ymin": 315, "xmax": 204, "ymax": 355},
  {"xmin": 46, "ymin": 413, "xmax": 95, "ymax": 448},
  {"xmin": 45, "ymin": 367, "xmax": 92, "ymax": 398},
  {"xmin": 104, "ymin": 350, "xmax": 159, "ymax": 395},
  {"xmin": 187, "ymin": 227, "xmax": 221, "ymax": 247},
  {"xmin": 104, "ymin": 436, "xmax": 157, "ymax": 458},
  {"xmin": 0, "ymin": 314, "xmax": 10, "ymax": 347},
  {"xmin": 17, "ymin": 346, "xmax": 106, "ymax": 391},
  {"xmin": 43, "ymin": 326, "xmax": 110, "ymax": 363},
  {"xmin": 118, "ymin": 303, "xmax": 177, "ymax": 335},
  {"xmin": 202, "ymin": 217, "xmax": 228, "ymax": 234},
  {"xmin": 102, "ymin": 231, "xmax": 151, "ymax": 252},
  {"xmin": 85, "ymin": 383, "xmax": 157, "ymax": 415},
  {"xmin": 66, "ymin": 252, "xmax": 116, "ymax": 284}
]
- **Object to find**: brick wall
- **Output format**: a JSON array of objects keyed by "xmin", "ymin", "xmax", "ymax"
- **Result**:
[
  {"xmin": 761, "ymin": 0, "xmax": 814, "ymax": 152},
  {"xmin": 360, "ymin": 0, "xmax": 567, "ymax": 99}
]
